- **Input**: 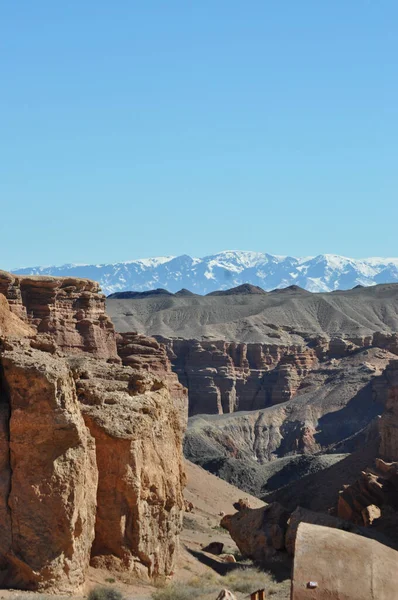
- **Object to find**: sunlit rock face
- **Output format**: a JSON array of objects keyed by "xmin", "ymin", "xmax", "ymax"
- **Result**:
[{"xmin": 0, "ymin": 270, "xmax": 187, "ymax": 592}]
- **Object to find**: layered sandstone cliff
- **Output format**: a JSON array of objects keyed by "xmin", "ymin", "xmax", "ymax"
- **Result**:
[
  {"xmin": 185, "ymin": 347, "xmax": 395, "ymax": 464},
  {"xmin": 0, "ymin": 270, "xmax": 118, "ymax": 360},
  {"xmin": 0, "ymin": 272, "xmax": 187, "ymax": 592},
  {"xmin": 159, "ymin": 334, "xmax": 398, "ymax": 416}
]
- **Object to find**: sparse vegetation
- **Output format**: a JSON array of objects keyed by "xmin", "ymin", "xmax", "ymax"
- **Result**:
[
  {"xmin": 222, "ymin": 568, "xmax": 274, "ymax": 594},
  {"xmin": 88, "ymin": 585, "xmax": 124, "ymax": 600},
  {"xmin": 151, "ymin": 568, "xmax": 290, "ymax": 600}
]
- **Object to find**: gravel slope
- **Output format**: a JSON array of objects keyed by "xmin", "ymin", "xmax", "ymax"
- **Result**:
[{"xmin": 107, "ymin": 283, "xmax": 398, "ymax": 343}]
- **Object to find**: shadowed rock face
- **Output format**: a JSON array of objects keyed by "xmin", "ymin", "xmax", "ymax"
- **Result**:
[
  {"xmin": 184, "ymin": 347, "xmax": 396, "ymax": 489},
  {"xmin": 334, "ymin": 361, "xmax": 398, "ymax": 541},
  {"xmin": 159, "ymin": 338, "xmax": 320, "ymax": 416},
  {"xmin": 378, "ymin": 359, "xmax": 398, "ymax": 460},
  {"xmin": 220, "ymin": 500, "xmax": 388, "ymax": 564},
  {"xmin": 0, "ymin": 272, "xmax": 187, "ymax": 592}
]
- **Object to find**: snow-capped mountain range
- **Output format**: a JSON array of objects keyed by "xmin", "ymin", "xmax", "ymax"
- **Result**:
[{"xmin": 12, "ymin": 251, "xmax": 398, "ymax": 296}]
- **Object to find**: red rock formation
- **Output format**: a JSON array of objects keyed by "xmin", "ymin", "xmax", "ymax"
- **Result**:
[
  {"xmin": 335, "ymin": 360, "xmax": 398, "ymax": 542},
  {"xmin": 0, "ymin": 294, "xmax": 34, "ymax": 338},
  {"xmin": 0, "ymin": 270, "xmax": 118, "ymax": 361},
  {"xmin": 160, "ymin": 334, "xmax": 398, "ymax": 416},
  {"xmin": 378, "ymin": 358, "xmax": 398, "ymax": 461},
  {"xmin": 160, "ymin": 337, "xmax": 319, "ymax": 415},
  {"xmin": 220, "ymin": 501, "xmax": 371, "ymax": 564},
  {"xmin": 0, "ymin": 343, "xmax": 97, "ymax": 592},
  {"xmin": 221, "ymin": 503, "xmax": 290, "ymax": 562},
  {"xmin": 117, "ymin": 332, "xmax": 188, "ymax": 426},
  {"xmin": 69, "ymin": 354, "xmax": 185, "ymax": 579},
  {"xmin": 0, "ymin": 270, "xmax": 187, "ymax": 592}
]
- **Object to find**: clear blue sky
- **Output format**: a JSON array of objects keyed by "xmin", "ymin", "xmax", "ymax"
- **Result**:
[{"xmin": 1, "ymin": 1, "xmax": 397, "ymax": 269}]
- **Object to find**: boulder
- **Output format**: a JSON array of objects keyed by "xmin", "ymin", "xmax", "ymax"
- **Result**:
[
  {"xmin": 233, "ymin": 497, "xmax": 251, "ymax": 511},
  {"xmin": 220, "ymin": 502, "xmax": 290, "ymax": 562},
  {"xmin": 285, "ymin": 506, "xmax": 364, "ymax": 556},
  {"xmin": 202, "ymin": 542, "xmax": 224, "ymax": 555},
  {"xmin": 291, "ymin": 523, "xmax": 398, "ymax": 599},
  {"xmin": 219, "ymin": 554, "xmax": 236, "ymax": 563},
  {"xmin": 221, "ymin": 501, "xmax": 386, "ymax": 563}
]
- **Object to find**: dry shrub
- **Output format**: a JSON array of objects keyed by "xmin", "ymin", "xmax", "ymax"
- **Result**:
[
  {"xmin": 222, "ymin": 568, "xmax": 275, "ymax": 594},
  {"xmin": 152, "ymin": 567, "xmax": 290, "ymax": 600},
  {"xmin": 88, "ymin": 585, "xmax": 124, "ymax": 600}
]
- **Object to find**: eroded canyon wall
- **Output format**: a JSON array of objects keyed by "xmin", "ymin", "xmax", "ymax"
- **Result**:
[
  {"xmin": 159, "ymin": 334, "xmax": 398, "ymax": 416},
  {"xmin": 0, "ymin": 272, "xmax": 187, "ymax": 592},
  {"xmin": 0, "ymin": 270, "xmax": 118, "ymax": 360}
]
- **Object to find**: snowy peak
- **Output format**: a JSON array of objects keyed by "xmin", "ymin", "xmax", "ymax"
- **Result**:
[{"xmin": 12, "ymin": 251, "xmax": 398, "ymax": 296}]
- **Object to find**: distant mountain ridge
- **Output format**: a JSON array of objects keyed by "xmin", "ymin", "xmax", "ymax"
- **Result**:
[{"xmin": 12, "ymin": 251, "xmax": 398, "ymax": 296}]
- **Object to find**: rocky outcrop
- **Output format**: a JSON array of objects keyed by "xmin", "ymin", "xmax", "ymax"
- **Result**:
[
  {"xmin": 377, "ymin": 358, "xmax": 398, "ymax": 460},
  {"xmin": 159, "ymin": 334, "xmax": 398, "ymax": 416},
  {"xmin": 0, "ymin": 271, "xmax": 187, "ymax": 592},
  {"xmin": 220, "ymin": 501, "xmax": 377, "ymax": 564},
  {"xmin": 221, "ymin": 503, "xmax": 290, "ymax": 562},
  {"xmin": 0, "ymin": 271, "xmax": 118, "ymax": 361},
  {"xmin": 117, "ymin": 332, "xmax": 188, "ymax": 426},
  {"xmin": 337, "ymin": 459, "xmax": 397, "ymax": 526},
  {"xmin": 0, "ymin": 294, "xmax": 34, "ymax": 338},
  {"xmin": 69, "ymin": 354, "xmax": 185, "ymax": 578},
  {"xmin": 184, "ymin": 347, "xmax": 395, "ymax": 480},
  {"xmin": 291, "ymin": 522, "xmax": 398, "ymax": 600},
  {"xmin": 0, "ymin": 343, "xmax": 97, "ymax": 592},
  {"xmin": 159, "ymin": 337, "xmax": 320, "ymax": 416},
  {"xmin": 334, "ymin": 360, "xmax": 398, "ymax": 541}
]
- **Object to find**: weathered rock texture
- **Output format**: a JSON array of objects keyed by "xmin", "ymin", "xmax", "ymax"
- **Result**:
[
  {"xmin": 184, "ymin": 347, "xmax": 395, "ymax": 494},
  {"xmin": 117, "ymin": 332, "xmax": 187, "ymax": 427},
  {"xmin": 159, "ymin": 337, "xmax": 320, "ymax": 416},
  {"xmin": 0, "ymin": 270, "xmax": 118, "ymax": 360},
  {"xmin": 335, "ymin": 360, "xmax": 398, "ymax": 542},
  {"xmin": 0, "ymin": 271, "xmax": 187, "ymax": 592},
  {"xmin": 378, "ymin": 358, "xmax": 398, "ymax": 460},
  {"xmin": 0, "ymin": 343, "xmax": 98, "ymax": 592},
  {"xmin": 220, "ymin": 500, "xmax": 383, "ymax": 564},
  {"xmin": 69, "ymin": 354, "xmax": 185, "ymax": 578},
  {"xmin": 0, "ymin": 294, "xmax": 34, "ymax": 338},
  {"xmin": 159, "ymin": 334, "xmax": 398, "ymax": 416},
  {"xmin": 291, "ymin": 523, "xmax": 398, "ymax": 600},
  {"xmin": 337, "ymin": 459, "xmax": 395, "ymax": 524}
]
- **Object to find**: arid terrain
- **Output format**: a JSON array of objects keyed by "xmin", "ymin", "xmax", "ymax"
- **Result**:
[
  {"xmin": 1, "ymin": 271, "xmax": 398, "ymax": 599},
  {"xmin": 107, "ymin": 282, "xmax": 398, "ymax": 342}
]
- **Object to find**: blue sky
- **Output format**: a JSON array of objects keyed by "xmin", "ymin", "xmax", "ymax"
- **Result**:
[{"xmin": 1, "ymin": 1, "xmax": 397, "ymax": 269}]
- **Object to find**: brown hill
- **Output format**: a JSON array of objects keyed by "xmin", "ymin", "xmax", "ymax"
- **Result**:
[{"xmin": 107, "ymin": 283, "xmax": 398, "ymax": 343}]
